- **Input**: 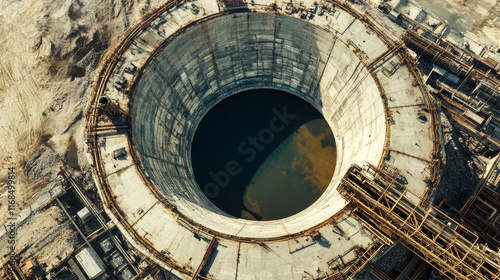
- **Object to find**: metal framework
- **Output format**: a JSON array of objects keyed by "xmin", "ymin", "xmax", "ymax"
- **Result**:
[
  {"xmin": 327, "ymin": 242, "xmax": 390, "ymax": 280},
  {"xmin": 437, "ymin": 90, "xmax": 500, "ymax": 151},
  {"xmin": 460, "ymin": 186, "xmax": 500, "ymax": 251},
  {"xmin": 59, "ymin": 169, "xmax": 139, "ymax": 274},
  {"xmin": 402, "ymin": 29, "xmax": 500, "ymax": 89},
  {"xmin": 338, "ymin": 164, "xmax": 500, "ymax": 280}
]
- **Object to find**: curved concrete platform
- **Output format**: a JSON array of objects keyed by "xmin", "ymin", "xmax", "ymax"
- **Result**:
[{"xmin": 84, "ymin": 0, "xmax": 442, "ymax": 279}]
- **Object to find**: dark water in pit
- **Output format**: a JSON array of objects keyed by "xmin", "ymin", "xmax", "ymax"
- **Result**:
[{"xmin": 191, "ymin": 89, "xmax": 336, "ymax": 221}]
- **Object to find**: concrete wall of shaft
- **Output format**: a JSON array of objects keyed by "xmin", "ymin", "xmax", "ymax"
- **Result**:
[{"xmin": 132, "ymin": 13, "xmax": 386, "ymax": 238}]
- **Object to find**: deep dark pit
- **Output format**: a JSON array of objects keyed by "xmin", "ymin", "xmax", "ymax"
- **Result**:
[{"xmin": 191, "ymin": 89, "xmax": 337, "ymax": 221}]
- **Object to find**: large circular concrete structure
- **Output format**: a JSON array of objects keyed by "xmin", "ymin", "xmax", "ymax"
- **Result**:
[
  {"xmin": 85, "ymin": 0, "xmax": 441, "ymax": 279},
  {"xmin": 132, "ymin": 12, "xmax": 385, "ymax": 237}
]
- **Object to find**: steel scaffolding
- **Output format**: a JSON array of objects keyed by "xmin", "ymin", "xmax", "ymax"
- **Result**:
[
  {"xmin": 460, "ymin": 186, "xmax": 500, "ymax": 251},
  {"xmin": 338, "ymin": 164, "xmax": 500, "ymax": 280}
]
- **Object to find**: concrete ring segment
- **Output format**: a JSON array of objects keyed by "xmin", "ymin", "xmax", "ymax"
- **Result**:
[{"xmin": 84, "ymin": 0, "xmax": 441, "ymax": 279}]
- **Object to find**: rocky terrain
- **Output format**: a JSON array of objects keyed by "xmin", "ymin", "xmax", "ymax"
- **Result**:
[{"xmin": 0, "ymin": 0, "xmax": 165, "ymax": 268}]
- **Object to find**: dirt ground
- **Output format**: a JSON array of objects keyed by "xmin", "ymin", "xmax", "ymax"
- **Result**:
[
  {"xmin": 0, "ymin": 0, "xmax": 164, "ymax": 271},
  {"xmin": 0, "ymin": 0, "xmax": 167, "ymax": 225}
]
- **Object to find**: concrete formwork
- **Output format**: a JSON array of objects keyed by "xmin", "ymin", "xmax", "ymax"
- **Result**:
[{"xmin": 84, "ymin": 0, "xmax": 442, "ymax": 279}]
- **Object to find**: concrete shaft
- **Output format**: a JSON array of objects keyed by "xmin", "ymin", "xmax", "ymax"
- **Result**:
[{"xmin": 132, "ymin": 13, "xmax": 385, "ymax": 237}]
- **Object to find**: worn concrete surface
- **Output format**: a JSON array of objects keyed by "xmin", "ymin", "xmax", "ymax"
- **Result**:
[{"xmin": 87, "ymin": 1, "xmax": 439, "ymax": 279}]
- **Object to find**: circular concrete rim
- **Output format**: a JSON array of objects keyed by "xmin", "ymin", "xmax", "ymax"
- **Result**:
[
  {"xmin": 186, "ymin": 86, "xmax": 341, "ymax": 220},
  {"xmin": 82, "ymin": 3, "xmax": 442, "ymax": 278},
  {"xmin": 129, "ymin": 12, "xmax": 387, "ymax": 238}
]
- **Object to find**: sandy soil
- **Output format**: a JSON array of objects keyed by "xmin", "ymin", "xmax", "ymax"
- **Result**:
[
  {"xmin": 0, "ymin": 205, "xmax": 79, "ymax": 270},
  {"xmin": 0, "ymin": 0, "xmax": 163, "ymax": 271},
  {"xmin": 0, "ymin": 0, "xmax": 166, "ymax": 220}
]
